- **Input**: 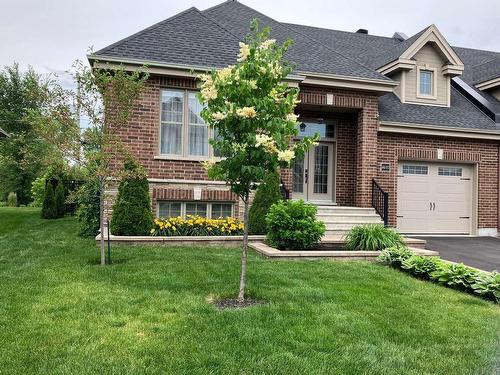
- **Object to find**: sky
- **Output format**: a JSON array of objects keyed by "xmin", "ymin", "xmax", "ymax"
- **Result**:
[{"xmin": 1, "ymin": 0, "xmax": 499, "ymax": 87}]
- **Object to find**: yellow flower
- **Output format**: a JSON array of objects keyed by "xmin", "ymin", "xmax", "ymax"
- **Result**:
[
  {"xmin": 237, "ymin": 42, "xmax": 250, "ymax": 62},
  {"xmin": 259, "ymin": 39, "xmax": 276, "ymax": 50},
  {"xmin": 211, "ymin": 112, "xmax": 227, "ymax": 121},
  {"xmin": 236, "ymin": 106, "xmax": 256, "ymax": 118},
  {"xmin": 277, "ymin": 149, "xmax": 295, "ymax": 163},
  {"xmin": 172, "ymin": 226, "xmax": 176, "ymax": 231},
  {"xmin": 286, "ymin": 113, "xmax": 299, "ymax": 123},
  {"xmin": 217, "ymin": 66, "xmax": 233, "ymax": 81},
  {"xmin": 150, "ymin": 229, "xmax": 155, "ymax": 234}
]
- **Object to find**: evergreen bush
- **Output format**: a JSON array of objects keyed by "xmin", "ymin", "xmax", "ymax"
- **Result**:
[
  {"xmin": 110, "ymin": 160, "xmax": 153, "ymax": 236},
  {"xmin": 248, "ymin": 170, "xmax": 282, "ymax": 235},
  {"xmin": 54, "ymin": 181, "xmax": 66, "ymax": 218},
  {"xmin": 76, "ymin": 178, "xmax": 100, "ymax": 237},
  {"xmin": 41, "ymin": 180, "xmax": 57, "ymax": 219}
]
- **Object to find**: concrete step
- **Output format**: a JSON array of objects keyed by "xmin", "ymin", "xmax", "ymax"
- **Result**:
[
  {"xmin": 324, "ymin": 222, "xmax": 383, "ymax": 230},
  {"xmin": 316, "ymin": 206, "xmax": 378, "ymax": 216},
  {"xmin": 317, "ymin": 214, "xmax": 383, "ymax": 223}
]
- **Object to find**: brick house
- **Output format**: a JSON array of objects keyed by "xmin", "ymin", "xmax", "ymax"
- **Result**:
[{"xmin": 89, "ymin": 0, "xmax": 500, "ymax": 236}]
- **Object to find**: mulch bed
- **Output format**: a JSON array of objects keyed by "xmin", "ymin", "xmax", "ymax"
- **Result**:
[{"xmin": 213, "ymin": 298, "xmax": 265, "ymax": 310}]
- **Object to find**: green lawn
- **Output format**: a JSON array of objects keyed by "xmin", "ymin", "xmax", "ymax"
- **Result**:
[{"xmin": 0, "ymin": 207, "xmax": 499, "ymax": 374}]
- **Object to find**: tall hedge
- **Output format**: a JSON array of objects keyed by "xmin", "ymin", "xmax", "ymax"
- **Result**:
[
  {"xmin": 248, "ymin": 170, "xmax": 282, "ymax": 235},
  {"xmin": 110, "ymin": 160, "xmax": 153, "ymax": 236}
]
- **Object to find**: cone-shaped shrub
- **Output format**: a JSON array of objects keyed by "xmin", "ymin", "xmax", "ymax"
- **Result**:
[
  {"xmin": 54, "ymin": 181, "xmax": 66, "ymax": 217},
  {"xmin": 110, "ymin": 160, "xmax": 153, "ymax": 236},
  {"xmin": 41, "ymin": 180, "xmax": 57, "ymax": 219},
  {"xmin": 248, "ymin": 170, "xmax": 282, "ymax": 234}
]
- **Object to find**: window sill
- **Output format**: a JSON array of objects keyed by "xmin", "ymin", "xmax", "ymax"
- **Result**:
[
  {"xmin": 154, "ymin": 155, "xmax": 209, "ymax": 162},
  {"xmin": 416, "ymin": 93, "xmax": 437, "ymax": 100}
]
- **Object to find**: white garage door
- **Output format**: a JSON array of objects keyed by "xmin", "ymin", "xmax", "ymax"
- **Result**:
[{"xmin": 397, "ymin": 162, "xmax": 473, "ymax": 234}]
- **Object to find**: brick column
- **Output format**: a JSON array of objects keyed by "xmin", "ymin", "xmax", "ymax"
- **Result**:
[{"xmin": 355, "ymin": 103, "xmax": 378, "ymax": 207}]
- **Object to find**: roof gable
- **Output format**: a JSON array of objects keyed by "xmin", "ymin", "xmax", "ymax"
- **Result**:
[{"xmin": 375, "ymin": 25, "xmax": 464, "ymax": 75}]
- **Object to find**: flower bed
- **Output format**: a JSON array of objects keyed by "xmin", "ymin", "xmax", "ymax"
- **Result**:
[
  {"xmin": 378, "ymin": 247, "xmax": 499, "ymax": 303},
  {"xmin": 150, "ymin": 216, "xmax": 244, "ymax": 236}
]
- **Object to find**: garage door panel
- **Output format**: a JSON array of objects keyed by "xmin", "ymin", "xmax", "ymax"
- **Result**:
[
  {"xmin": 433, "ymin": 218, "xmax": 470, "ymax": 234},
  {"xmin": 397, "ymin": 162, "xmax": 473, "ymax": 234},
  {"xmin": 397, "ymin": 217, "xmax": 429, "ymax": 233}
]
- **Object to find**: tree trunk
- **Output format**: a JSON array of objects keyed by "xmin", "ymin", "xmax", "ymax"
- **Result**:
[
  {"xmin": 99, "ymin": 178, "xmax": 106, "ymax": 266},
  {"xmin": 237, "ymin": 198, "xmax": 250, "ymax": 302}
]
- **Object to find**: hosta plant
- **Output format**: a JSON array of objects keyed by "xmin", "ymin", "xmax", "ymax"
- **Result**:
[
  {"xmin": 401, "ymin": 255, "xmax": 442, "ymax": 279},
  {"xmin": 430, "ymin": 263, "xmax": 479, "ymax": 292},
  {"xmin": 378, "ymin": 246, "xmax": 413, "ymax": 268},
  {"xmin": 345, "ymin": 224, "xmax": 405, "ymax": 251},
  {"xmin": 471, "ymin": 271, "xmax": 500, "ymax": 303}
]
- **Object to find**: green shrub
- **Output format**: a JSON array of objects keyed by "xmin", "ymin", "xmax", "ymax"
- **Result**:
[
  {"xmin": 248, "ymin": 170, "xmax": 282, "ymax": 235},
  {"xmin": 7, "ymin": 192, "xmax": 17, "ymax": 207},
  {"xmin": 76, "ymin": 178, "xmax": 100, "ymax": 237},
  {"xmin": 30, "ymin": 176, "xmax": 46, "ymax": 207},
  {"xmin": 41, "ymin": 179, "xmax": 65, "ymax": 219},
  {"xmin": 402, "ymin": 255, "xmax": 442, "ymax": 279},
  {"xmin": 110, "ymin": 160, "xmax": 153, "ymax": 236},
  {"xmin": 472, "ymin": 272, "xmax": 500, "ymax": 303},
  {"xmin": 41, "ymin": 181, "xmax": 57, "ymax": 219},
  {"xmin": 266, "ymin": 200, "xmax": 325, "ymax": 250},
  {"xmin": 54, "ymin": 181, "xmax": 66, "ymax": 218},
  {"xmin": 431, "ymin": 263, "xmax": 480, "ymax": 292},
  {"xmin": 344, "ymin": 224, "xmax": 404, "ymax": 251},
  {"xmin": 378, "ymin": 246, "xmax": 412, "ymax": 267}
]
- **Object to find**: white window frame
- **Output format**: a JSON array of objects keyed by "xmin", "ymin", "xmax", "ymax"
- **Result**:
[
  {"xmin": 159, "ymin": 89, "xmax": 218, "ymax": 160},
  {"xmin": 157, "ymin": 201, "xmax": 234, "ymax": 219},
  {"xmin": 416, "ymin": 66, "xmax": 437, "ymax": 99},
  {"xmin": 402, "ymin": 164, "xmax": 428, "ymax": 175}
]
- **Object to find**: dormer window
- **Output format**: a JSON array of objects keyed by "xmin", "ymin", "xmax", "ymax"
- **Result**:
[
  {"xmin": 419, "ymin": 70, "xmax": 433, "ymax": 95},
  {"xmin": 417, "ymin": 67, "xmax": 436, "ymax": 98}
]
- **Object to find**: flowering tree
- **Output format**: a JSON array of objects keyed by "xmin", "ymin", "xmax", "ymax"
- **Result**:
[{"xmin": 198, "ymin": 20, "xmax": 318, "ymax": 302}]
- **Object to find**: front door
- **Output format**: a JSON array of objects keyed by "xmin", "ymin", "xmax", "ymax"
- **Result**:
[{"xmin": 292, "ymin": 142, "xmax": 335, "ymax": 202}]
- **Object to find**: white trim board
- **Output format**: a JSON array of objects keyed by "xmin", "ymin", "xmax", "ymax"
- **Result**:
[{"xmin": 379, "ymin": 121, "xmax": 500, "ymax": 140}]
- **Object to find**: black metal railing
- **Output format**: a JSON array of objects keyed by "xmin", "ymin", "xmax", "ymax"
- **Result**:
[
  {"xmin": 280, "ymin": 178, "xmax": 290, "ymax": 200},
  {"xmin": 372, "ymin": 179, "xmax": 389, "ymax": 226}
]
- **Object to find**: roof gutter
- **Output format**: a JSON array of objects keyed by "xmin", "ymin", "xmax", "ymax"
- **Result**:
[
  {"xmin": 379, "ymin": 121, "xmax": 500, "ymax": 140},
  {"xmin": 88, "ymin": 54, "xmax": 396, "ymax": 94}
]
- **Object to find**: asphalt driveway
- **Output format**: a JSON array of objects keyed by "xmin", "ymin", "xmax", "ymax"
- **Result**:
[{"xmin": 418, "ymin": 237, "xmax": 500, "ymax": 272}]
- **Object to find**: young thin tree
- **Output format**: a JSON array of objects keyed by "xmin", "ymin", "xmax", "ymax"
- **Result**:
[
  {"xmin": 28, "ymin": 61, "xmax": 148, "ymax": 265},
  {"xmin": 73, "ymin": 62, "xmax": 149, "ymax": 265},
  {"xmin": 198, "ymin": 21, "xmax": 318, "ymax": 302}
]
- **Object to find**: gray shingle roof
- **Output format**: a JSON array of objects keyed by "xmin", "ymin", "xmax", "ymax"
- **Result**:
[
  {"xmin": 379, "ymin": 87, "xmax": 499, "ymax": 131},
  {"xmin": 94, "ymin": 7, "xmax": 240, "ymax": 69},
  {"xmin": 203, "ymin": 1, "xmax": 390, "ymax": 80},
  {"xmin": 288, "ymin": 22, "xmax": 500, "ymax": 128},
  {"xmin": 94, "ymin": 1, "xmax": 390, "ymax": 81},
  {"xmin": 93, "ymin": 0, "xmax": 500, "ymax": 131}
]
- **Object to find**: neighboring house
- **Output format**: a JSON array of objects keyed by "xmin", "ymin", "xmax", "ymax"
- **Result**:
[{"xmin": 89, "ymin": 0, "xmax": 500, "ymax": 236}]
